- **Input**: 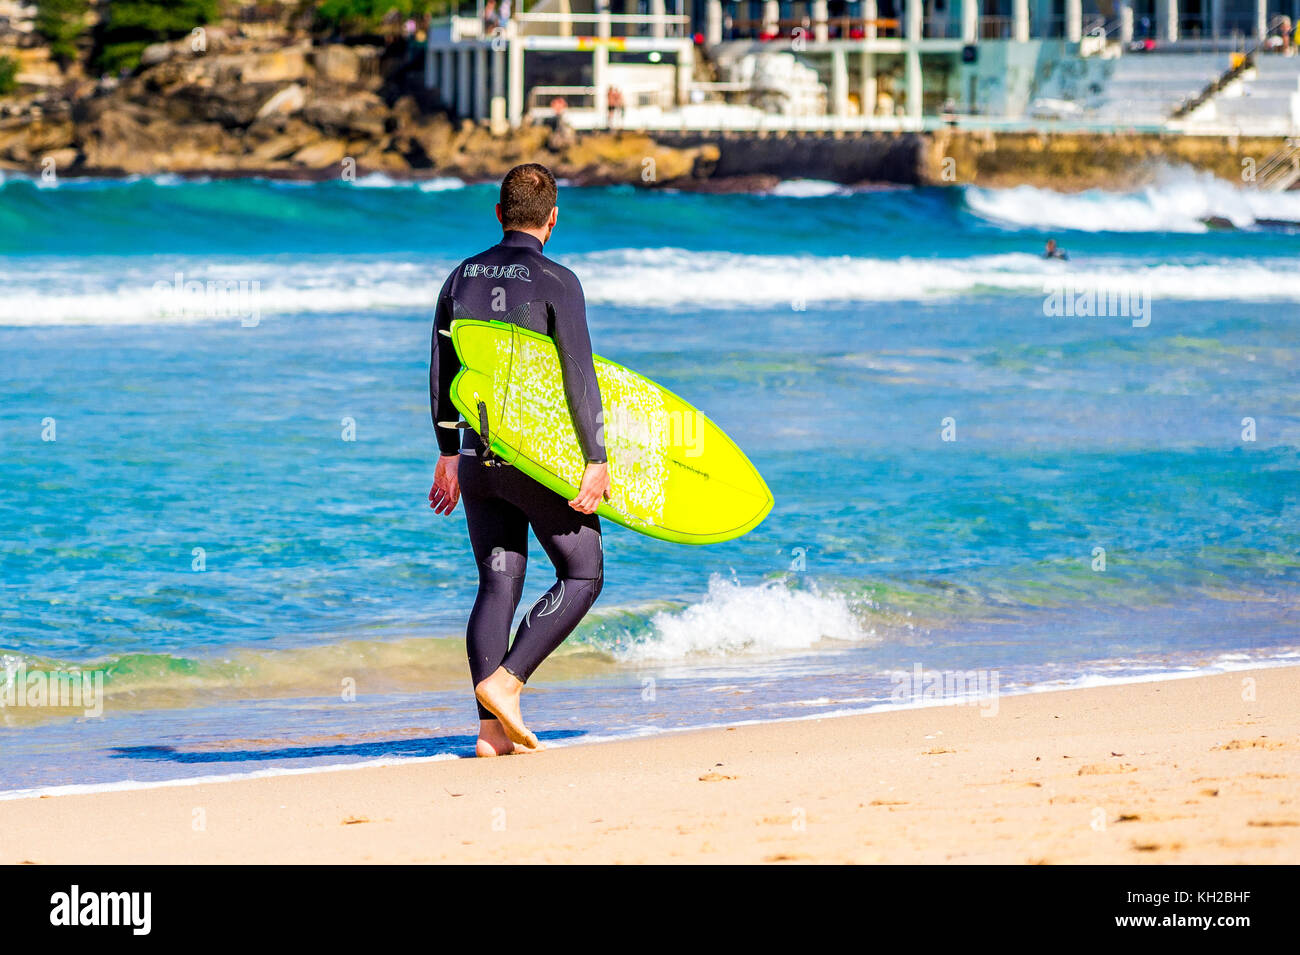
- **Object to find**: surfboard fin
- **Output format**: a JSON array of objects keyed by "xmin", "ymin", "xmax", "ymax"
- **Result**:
[
  {"xmin": 477, "ymin": 401, "xmax": 505, "ymax": 467},
  {"xmin": 436, "ymin": 420, "xmax": 470, "ymax": 429}
]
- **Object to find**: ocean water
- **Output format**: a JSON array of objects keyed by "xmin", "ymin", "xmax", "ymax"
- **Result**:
[{"xmin": 1, "ymin": 168, "xmax": 1298, "ymax": 795}]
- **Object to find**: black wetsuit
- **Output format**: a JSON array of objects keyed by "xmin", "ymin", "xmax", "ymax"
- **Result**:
[{"xmin": 430, "ymin": 230, "xmax": 606, "ymax": 718}]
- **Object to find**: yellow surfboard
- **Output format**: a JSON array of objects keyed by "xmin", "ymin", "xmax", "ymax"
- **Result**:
[{"xmin": 449, "ymin": 319, "xmax": 773, "ymax": 544}]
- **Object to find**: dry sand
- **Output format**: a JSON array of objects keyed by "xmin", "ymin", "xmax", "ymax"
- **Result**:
[{"xmin": 2, "ymin": 665, "xmax": 1297, "ymax": 864}]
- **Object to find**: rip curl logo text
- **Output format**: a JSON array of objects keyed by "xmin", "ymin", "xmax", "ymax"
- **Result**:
[{"xmin": 463, "ymin": 264, "xmax": 532, "ymax": 281}]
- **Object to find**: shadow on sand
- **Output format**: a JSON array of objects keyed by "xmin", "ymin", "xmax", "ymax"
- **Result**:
[{"xmin": 108, "ymin": 729, "xmax": 587, "ymax": 765}]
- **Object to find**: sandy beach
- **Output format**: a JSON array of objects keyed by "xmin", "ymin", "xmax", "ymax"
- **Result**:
[{"xmin": 3, "ymin": 665, "xmax": 1297, "ymax": 864}]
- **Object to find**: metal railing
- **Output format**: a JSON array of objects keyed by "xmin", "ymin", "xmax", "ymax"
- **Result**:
[
  {"xmin": 451, "ymin": 10, "xmax": 691, "ymax": 40},
  {"xmin": 726, "ymin": 16, "xmax": 902, "ymax": 40},
  {"xmin": 531, "ymin": 85, "xmax": 597, "ymax": 110},
  {"xmin": 1036, "ymin": 14, "xmax": 1118, "ymax": 40},
  {"xmin": 705, "ymin": 12, "xmax": 1048, "ymax": 42},
  {"xmin": 979, "ymin": 15, "xmax": 1015, "ymax": 39},
  {"xmin": 530, "ymin": 82, "xmax": 674, "ymax": 112},
  {"xmin": 1255, "ymin": 139, "xmax": 1300, "ymax": 191},
  {"xmin": 1171, "ymin": 15, "xmax": 1295, "ymax": 119},
  {"xmin": 517, "ymin": 11, "xmax": 691, "ymax": 37}
]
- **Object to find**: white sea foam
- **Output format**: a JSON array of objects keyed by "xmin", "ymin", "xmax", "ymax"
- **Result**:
[
  {"xmin": 767, "ymin": 178, "xmax": 849, "ymax": 197},
  {"xmin": 349, "ymin": 173, "xmax": 468, "ymax": 191},
  {"xmin": 576, "ymin": 248, "xmax": 1300, "ymax": 307},
  {"xmin": 0, "ymin": 172, "xmax": 468, "ymax": 191},
  {"xmin": 3, "ymin": 248, "xmax": 1298, "ymax": 326},
  {"xmin": 612, "ymin": 576, "xmax": 872, "ymax": 662},
  {"xmin": 964, "ymin": 168, "xmax": 1300, "ymax": 232},
  {"xmin": 0, "ymin": 259, "xmax": 442, "ymax": 326},
  {"xmin": 417, "ymin": 176, "xmax": 470, "ymax": 191}
]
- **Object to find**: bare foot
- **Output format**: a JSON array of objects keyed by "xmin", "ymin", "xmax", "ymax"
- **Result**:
[
  {"xmin": 475, "ymin": 667, "xmax": 540, "ymax": 749},
  {"xmin": 475, "ymin": 719, "xmax": 514, "ymax": 758}
]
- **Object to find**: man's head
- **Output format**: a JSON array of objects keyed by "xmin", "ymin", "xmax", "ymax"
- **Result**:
[{"xmin": 496, "ymin": 163, "xmax": 558, "ymax": 242}]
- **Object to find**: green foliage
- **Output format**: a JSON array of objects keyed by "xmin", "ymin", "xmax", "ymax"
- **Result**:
[
  {"xmin": 314, "ymin": 0, "xmax": 450, "ymax": 35},
  {"xmin": 36, "ymin": 0, "xmax": 91, "ymax": 65},
  {"xmin": 0, "ymin": 55, "xmax": 17, "ymax": 96},
  {"xmin": 95, "ymin": 0, "xmax": 220, "ymax": 74}
]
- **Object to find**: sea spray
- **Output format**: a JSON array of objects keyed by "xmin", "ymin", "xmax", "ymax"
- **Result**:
[
  {"xmin": 610, "ymin": 575, "xmax": 874, "ymax": 662},
  {"xmin": 964, "ymin": 167, "xmax": 1300, "ymax": 232}
]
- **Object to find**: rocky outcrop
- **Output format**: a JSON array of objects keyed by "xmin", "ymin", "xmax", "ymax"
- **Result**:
[{"xmin": 0, "ymin": 36, "xmax": 718, "ymax": 185}]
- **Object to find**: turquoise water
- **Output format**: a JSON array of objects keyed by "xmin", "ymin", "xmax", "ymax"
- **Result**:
[{"xmin": 1, "ymin": 170, "xmax": 1298, "ymax": 793}]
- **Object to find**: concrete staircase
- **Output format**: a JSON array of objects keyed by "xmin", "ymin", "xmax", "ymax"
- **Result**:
[
  {"xmin": 1208, "ymin": 57, "xmax": 1300, "ymax": 135},
  {"xmin": 1087, "ymin": 52, "xmax": 1231, "ymax": 126}
]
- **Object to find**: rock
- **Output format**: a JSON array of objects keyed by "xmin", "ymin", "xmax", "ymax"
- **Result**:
[
  {"xmin": 13, "ymin": 48, "xmax": 62, "ymax": 88},
  {"xmin": 80, "ymin": 107, "xmax": 240, "ymax": 173},
  {"xmin": 164, "ymin": 82, "xmax": 283, "ymax": 128},
  {"xmin": 245, "ymin": 49, "xmax": 310, "ymax": 84},
  {"xmin": 312, "ymin": 45, "xmax": 361, "ymax": 85},
  {"xmin": 257, "ymin": 84, "xmax": 306, "ymax": 119},
  {"xmin": 440, "ymin": 120, "xmax": 548, "ymax": 177},
  {"xmin": 195, "ymin": 26, "xmax": 233, "ymax": 53},
  {"xmin": 137, "ymin": 56, "xmax": 209, "ymax": 95},
  {"xmin": 156, "ymin": 124, "xmax": 246, "ymax": 172},
  {"xmin": 558, "ymin": 132, "xmax": 698, "ymax": 184},
  {"xmin": 0, "ymin": 120, "xmax": 75, "ymax": 163},
  {"xmin": 390, "ymin": 94, "xmax": 420, "ymax": 126},
  {"xmin": 245, "ymin": 117, "xmax": 322, "ymax": 161},
  {"xmin": 355, "ymin": 143, "xmax": 411, "ymax": 173},
  {"xmin": 41, "ymin": 147, "xmax": 80, "ymax": 170},
  {"xmin": 302, "ymin": 92, "xmax": 387, "ymax": 138},
  {"xmin": 210, "ymin": 49, "xmax": 309, "ymax": 86},
  {"xmin": 405, "ymin": 115, "xmax": 456, "ymax": 166},
  {"xmin": 139, "ymin": 43, "xmax": 176, "ymax": 68},
  {"xmin": 292, "ymin": 138, "xmax": 347, "ymax": 168}
]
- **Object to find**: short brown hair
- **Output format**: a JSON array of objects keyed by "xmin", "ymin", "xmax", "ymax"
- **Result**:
[{"xmin": 499, "ymin": 163, "xmax": 557, "ymax": 230}]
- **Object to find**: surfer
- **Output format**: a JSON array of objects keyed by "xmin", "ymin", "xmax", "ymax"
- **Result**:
[
  {"xmin": 428, "ymin": 163, "xmax": 610, "ymax": 757},
  {"xmin": 1044, "ymin": 238, "xmax": 1069, "ymax": 261}
]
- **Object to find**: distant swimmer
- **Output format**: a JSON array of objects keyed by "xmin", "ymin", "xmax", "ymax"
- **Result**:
[{"xmin": 1044, "ymin": 238, "xmax": 1069, "ymax": 261}]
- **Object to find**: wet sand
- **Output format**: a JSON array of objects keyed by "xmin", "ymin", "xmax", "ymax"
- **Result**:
[{"xmin": 2, "ymin": 665, "xmax": 1296, "ymax": 864}]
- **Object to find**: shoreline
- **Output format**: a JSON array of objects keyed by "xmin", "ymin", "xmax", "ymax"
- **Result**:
[
  {"xmin": 2, "ymin": 646, "xmax": 1296, "ymax": 798},
  {"xmin": 3, "ymin": 664, "xmax": 1296, "ymax": 863},
  {"xmin": 4, "ymin": 650, "xmax": 1299, "ymax": 798}
]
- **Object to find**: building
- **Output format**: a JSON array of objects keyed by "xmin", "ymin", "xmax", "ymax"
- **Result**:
[{"xmin": 421, "ymin": 0, "xmax": 1300, "ymax": 134}]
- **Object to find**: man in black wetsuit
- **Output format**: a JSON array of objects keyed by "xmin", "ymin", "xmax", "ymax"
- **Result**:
[{"xmin": 427, "ymin": 163, "xmax": 610, "ymax": 757}]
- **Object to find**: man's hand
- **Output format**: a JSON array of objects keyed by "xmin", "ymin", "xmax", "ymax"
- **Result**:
[
  {"xmin": 429, "ymin": 454, "xmax": 461, "ymax": 515},
  {"xmin": 569, "ymin": 461, "xmax": 610, "ymax": 514}
]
